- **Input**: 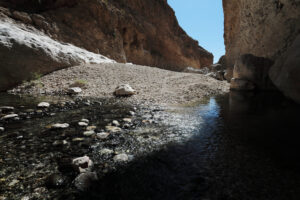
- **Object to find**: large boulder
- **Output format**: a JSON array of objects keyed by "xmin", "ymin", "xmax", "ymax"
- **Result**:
[
  {"xmin": 0, "ymin": 15, "xmax": 114, "ymax": 91},
  {"xmin": 269, "ymin": 35, "xmax": 300, "ymax": 103},
  {"xmin": 232, "ymin": 54, "xmax": 275, "ymax": 90}
]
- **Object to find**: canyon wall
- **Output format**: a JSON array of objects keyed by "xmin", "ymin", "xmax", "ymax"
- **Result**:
[
  {"xmin": 223, "ymin": 0, "xmax": 300, "ymax": 103},
  {"xmin": 0, "ymin": 0, "xmax": 212, "ymax": 73}
]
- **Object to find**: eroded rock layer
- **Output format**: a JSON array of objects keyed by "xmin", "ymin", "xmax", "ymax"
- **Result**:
[
  {"xmin": 223, "ymin": 0, "xmax": 300, "ymax": 103},
  {"xmin": 0, "ymin": 0, "xmax": 213, "ymax": 72}
]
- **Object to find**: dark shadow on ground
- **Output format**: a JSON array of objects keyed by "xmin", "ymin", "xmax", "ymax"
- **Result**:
[{"xmin": 73, "ymin": 92, "xmax": 300, "ymax": 200}]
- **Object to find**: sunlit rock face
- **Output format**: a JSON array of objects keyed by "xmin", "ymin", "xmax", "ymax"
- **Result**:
[
  {"xmin": 223, "ymin": 0, "xmax": 300, "ymax": 103},
  {"xmin": 0, "ymin": 11, "xmax": 114, "ymax": 91},
  {"xmin": 0, "ymin": 0, "xmax": 213, "ymax": 72}
]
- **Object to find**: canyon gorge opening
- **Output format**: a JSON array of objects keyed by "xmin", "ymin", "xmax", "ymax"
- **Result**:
[{"xmin": 0, "ymin": 0, "xmax": 300, "ymax": 199}]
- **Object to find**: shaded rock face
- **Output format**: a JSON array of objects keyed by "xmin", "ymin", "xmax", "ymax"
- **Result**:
[
  {"xmin": 223, "ymin": 0, "xmax": 300, "ymax": 102},
  {"xmin": 269, "ymin": 35, "xmax": 300, "ymax": 103},
  {"xmin": 233, "ymin": 54, "xmax": 275, "ymax": 90},
  {"xmin": 0, "ymin": 0, "xmax": 213, "ymax": 72}
]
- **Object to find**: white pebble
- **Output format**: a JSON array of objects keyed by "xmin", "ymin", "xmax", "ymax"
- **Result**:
[
  {"xmin": 37, "ymin": 102, "xmax": 50, "ymax": 108},
  {"xmin": 78, "ymin": 122, "xmax": 88, "ymax": 127},
  {"xmin": 113, "ymin": 153, "xmax": 129, "ymax": 162},
  {"xmin": 51, "ymin": 123, "xmax": 69, "ymax": 129},
  {"xmin": 96, "ymin": 132, "xmax": 110, "ymax": 139}
]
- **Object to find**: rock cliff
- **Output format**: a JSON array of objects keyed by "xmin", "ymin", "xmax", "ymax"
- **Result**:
[
  {"xmin": 223, "ymin": 0, "xmax": 300, "ymax": 103},
  {"xmin": 0, "ymin": 0, "xmax": 212, "ymax": 73},
  {"xmin": 0, "ymin": 12, "xmax": 114, "ymax": 91}
]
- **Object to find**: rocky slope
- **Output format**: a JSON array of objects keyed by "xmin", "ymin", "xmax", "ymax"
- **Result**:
[
  {"xmin": 0, "ymin": 0, "xmax": 212, "ymax": 72},
  {"xmin": 223, "ymin": 0, "xmax": 300, "ymax": 103}
]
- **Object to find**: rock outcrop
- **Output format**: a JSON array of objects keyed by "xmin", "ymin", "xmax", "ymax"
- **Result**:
[
  {"xmin": 232, "ymin": 54, "xmax": 275, "ymax": 90},
  {"xmin": 0, "ymin": 0, "xmax": 212, "ymax": 72},
  {"xmin": 269, "ymin": 35, "xmax": 300, "ymax": 103},
  {"xmin": 0, "ymin": 12, "xmax": 114, "ymax": 91},
  {"xmin": 223, "ymin": 0, "xmax": 300, "ymax": 103}
]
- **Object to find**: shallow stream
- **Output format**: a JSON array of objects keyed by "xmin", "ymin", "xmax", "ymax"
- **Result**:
[{"xmin": 0, "ymin": 92, "xmax": 299, "ymax": 200}]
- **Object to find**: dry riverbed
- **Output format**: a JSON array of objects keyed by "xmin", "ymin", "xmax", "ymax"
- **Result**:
[{"xmin": 10, "ymin": 63, "xmax": 229, "ymax": 105}]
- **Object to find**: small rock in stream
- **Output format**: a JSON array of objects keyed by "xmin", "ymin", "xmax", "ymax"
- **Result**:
[
  {"xmin": 51, "ymin": 123, "xmax": 69, "ymax": 129},
  {"xmin": 1, "ymin": 114, "xmax": 18, "ymax": 120},
  {"xmin": 96, "ymin": 132, "xmax": 110, "ymax": 139},
  {"xmin": 99, "ymin": 148, "xmax": 114, "ymax": 155},
  {"xmin": 0, "ymin": 127, "xmax": 4, "ymax": 132},
  {"xmin": 123, "ymin": 118, "xmax": 132, "ymax": 123},
  {"xmin": 0, "ymin": 106, "xmax": 14, "ymax": 112},
  {"xmin": 105, "ymin": 126, "xmax": 122, "ymax": 133},
  {"xmin": 8, "ymin": 179, "xmax": 19, "ymax": 187},
  {"xmin": 113, "ymin": 153, "xmax": 129, "ymax": 162},
  {"xmin": 129, "ymin": 111, "xmax": 135, "ymax": 116},
  {"xmin": 112, "ymin": 120, "xmax": 120, "ymax": 126},
  {"xmin": 74, "ymin": 172, "xmax": 98, "ymax": 192},
  {"xmin": 81, "ymin": 119, "xmax": 89, "ymax": 123},
  {"xmin": 86, "ymin": 126, "xmax": 97, "ymax": 131},
  {"xmin": 72, "ymin": 156, "xmax": 93, "ymax": 173},
  {"xmin": 37, "ymin": 102, "xmax": 50, "ymax": 108},
  {"xmin": 83, "ymin": 130, "xmax": 95, "ymax": 136},
  {"xmin": 72, "ymin": 137, "xmax": 85, "ymax": 142},
  {"xmin": 78, "ymin": 122, "xmax": 88, "ymax": 127}
]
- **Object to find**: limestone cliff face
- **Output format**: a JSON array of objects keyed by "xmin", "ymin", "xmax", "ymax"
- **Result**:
[
  {"xmin": 0, "ymin": 0, "xmax": 213, "ymax": 72},
  {"xmin": 223, "ymin": 0, "xmax": 300, "ymax": 102}
]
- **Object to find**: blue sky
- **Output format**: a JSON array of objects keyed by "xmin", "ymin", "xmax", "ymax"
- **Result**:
[{"xmin": 168, "ymin": 0, "xmax": 225, "ymax": 63}]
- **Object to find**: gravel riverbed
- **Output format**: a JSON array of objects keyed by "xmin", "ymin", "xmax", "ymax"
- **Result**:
[{"xmin": 10, "ymin": 63, "xmax": 229, "ymax": 105}]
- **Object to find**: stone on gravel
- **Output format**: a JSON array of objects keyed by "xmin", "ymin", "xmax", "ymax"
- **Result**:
[
  {"xmin": 68, "ymin": 87, "xmax": 82, "ymax": 95},
  {"xmin": 99, "ymin": 148, "xmax": 114, "ymax": 155},
  {"xmin": 72, "ymin": 156, "xmax": 93, "ymax": 173},
  {"xmin": 123, "ymin": 118, "xmax": 132, "ymax": 123},
  {"xmin": 86, "ymin": 126, "xmax": 96, "ymax": 131},
  {"xmin": 129, "ymin": 111, "xmax": 135, "ymax": 116},
  {"xmin": 37, "ymin": 102, "xmax": 50, "ymax": 108},
  {"xmin": 83, "ymin": 130, "xmax": 95, "ymax": 136},
  {"xmin": 0, "ymin": 127, "xmax": 4, "ymax": 132},
  {"xmin": 51, "ymin": 123, "xmax": 69, "ymax": 129},
  {"xmin": 113, "ymin": 153, "xmax": 129, "ymax": 162},
  {"xmin": 74, "ymin": 172, "xmax": 98, "ymax": 192},
  {"xmin": 0, "ymin": 106, "xmax": 14, "ymax": 111},
  {"xmin": 8, "ymin": 179, "xmax": 19, "ymax": 187},
  {"xmin": 72, "ymin": 137, "xmax": 85, "ymax": 142},
  {"xmin": 96, "ymin": 132, "xmax": 110, "ymax": 139},
  {"xmin": 1, "ymin": 114, "xmax": 18, "ymax": 120},
  {"xmin": 81, "ymin": 119, "xmax": 89, "ymax": 123},
  {"xmin": 114, "ymin": 84, "xmax": 136, "ymax": 96},
  {"xmin": 105, "ymin": 126, "xmax": 122, "ymax": 133},
  {"xmin": 78, "ymin": 122, "xmax": 88, "ymax": 127},
  {"xmin": 112, "ymin": 120, "xmax": 120, "ymax": 126}
]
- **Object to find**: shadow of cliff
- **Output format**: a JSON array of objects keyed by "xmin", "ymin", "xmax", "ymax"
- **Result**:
[{"xmin": 73, "ymin": 92, "xmax": 300, "ymax": 200}]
